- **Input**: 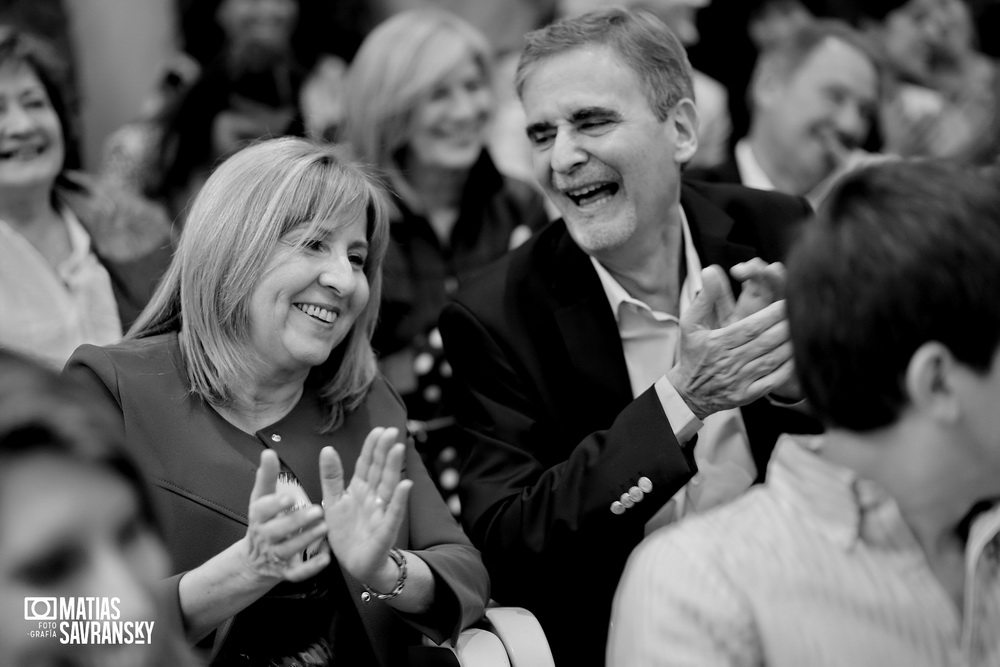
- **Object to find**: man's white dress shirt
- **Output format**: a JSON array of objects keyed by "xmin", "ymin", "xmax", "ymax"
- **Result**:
[{"xmin": 591, "ymin": 206, "xmax": 756, "ymax": 531}]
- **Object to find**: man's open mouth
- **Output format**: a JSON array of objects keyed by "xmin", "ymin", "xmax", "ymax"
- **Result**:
[{"xmin": 565, "ymin": 182, "xmax": 620, "ymax": 207}]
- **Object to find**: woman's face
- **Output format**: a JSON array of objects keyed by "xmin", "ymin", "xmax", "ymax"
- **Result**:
[
  {"xmin": 0, "ymin": 453, "xmax": 170, "ymax": 667},
  {"xmin": 247, "ymin": 214, "xmax": 371, "ymax": 382},
  {"xmin": 0, "ymin": 64, "xmax": 64, "ymax": 193},
  {"xmin": 405, "ymin": 56, "xmax": 492, "ymax": 172}
]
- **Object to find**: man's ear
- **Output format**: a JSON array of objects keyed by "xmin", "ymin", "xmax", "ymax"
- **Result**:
[
  {"xmin": 904, "ymin": 342, "xmax": 960, "ymax": 423},
  {"xmin": 672, "ymin": 97, "xmax": 699, "ymax": 164}
]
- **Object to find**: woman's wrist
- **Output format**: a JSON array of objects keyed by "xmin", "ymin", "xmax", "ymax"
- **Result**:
[{"xmin": 364, "ymin": 549, "xmax": 407, "ymax": 598}]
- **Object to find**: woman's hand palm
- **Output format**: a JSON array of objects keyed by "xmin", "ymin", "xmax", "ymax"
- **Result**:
[{"xmin": 319, "ymin": 427, "xmax": 412, "ymax": 583}]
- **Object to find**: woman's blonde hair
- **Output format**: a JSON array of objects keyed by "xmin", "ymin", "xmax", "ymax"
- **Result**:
[
  {"xmin": 340, "ymin": 8, "xmax": 494, "ymax": 171},
  {"xmin": 130, "ymin": 137, "xmax": 391, "ymax": 431}
]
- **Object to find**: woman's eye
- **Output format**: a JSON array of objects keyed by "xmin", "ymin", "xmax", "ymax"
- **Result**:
[
  {"xmin": 348, "ymin": 253, "xmax": 367, "ymax": 268},
  {"xmin": 304, "ymin": 238, "xmax": 326, "ymax": 252},
  {"xmin": 430, "ymin": 86, "xmax": 451, "ymax": 102}
]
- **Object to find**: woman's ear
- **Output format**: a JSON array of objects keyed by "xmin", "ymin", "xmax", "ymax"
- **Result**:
[
  {"xmin": 671, "ymin": 97, "xmax": 700, "ymax": 164},
  {"xmin": 904, "ymin": 341, "xmax": 960, "ymax": 423}
]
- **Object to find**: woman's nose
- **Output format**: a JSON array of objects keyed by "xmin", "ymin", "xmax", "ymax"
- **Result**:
[
  {"xmin": 449, "ymin": 86, "xmax": 490, "ymax": 122},
  {"xmin": 318, "ymin": 254, "xmax": 356, "ymax": 296},
  {"xmin": 4, "ymin": 102, "xmax": 37, "ymax": 135}
]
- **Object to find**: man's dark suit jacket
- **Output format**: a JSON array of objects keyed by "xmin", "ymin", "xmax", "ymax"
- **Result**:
[
  {"xmin": 439, "ymin": 180, "xmax": 820, "ymax": 666},
  {"xmin": 685, "ymin": 154, "xmax": 743, "ymax": 186}
]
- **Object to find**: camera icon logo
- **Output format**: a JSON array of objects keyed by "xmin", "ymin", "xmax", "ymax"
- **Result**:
[{"xmin": 24, "ymin": 597, "xmax": 57, "ymax": 621}]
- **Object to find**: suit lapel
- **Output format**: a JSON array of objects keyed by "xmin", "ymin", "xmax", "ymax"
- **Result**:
[
  {"xmin": 540, "ymin": 188, "xmax": 763, "ymax": 428},
  {"xmin": 681, "ymin": 183, "xmax": 758, "ymax": 293},
  {"xmin": 546, "ymin": 228, "xmax": 635, "ymax": 418}
]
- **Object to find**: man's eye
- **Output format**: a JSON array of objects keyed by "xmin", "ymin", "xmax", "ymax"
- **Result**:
[
  {"xmin": 527, "ymin": 129, "xmax": 555, "ymax": 147},
  {"xmin": 579, "ymin": 120, "xmax": 609, "ymax": 132}
]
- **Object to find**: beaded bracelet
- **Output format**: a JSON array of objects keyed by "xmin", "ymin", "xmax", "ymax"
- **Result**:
[{"xmin": 362, "ymin": 548, "xmax": 407, "ymax": 601}]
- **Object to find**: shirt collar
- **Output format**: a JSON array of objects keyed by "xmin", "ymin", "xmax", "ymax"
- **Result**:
[
  {"xmin": 591, "ymin": 205, "xmax": 703, "ymax": 321},
  {"xmin": 734, "ymin": 138, "xmax": 776, "ymax": 192},
  {"xmin": 0, "ymin": 205, "xmax": 91, "ymax": 274},
  {"xmin": 767, "ymin": 433, "xmax": 1000, "ymax": 555}
]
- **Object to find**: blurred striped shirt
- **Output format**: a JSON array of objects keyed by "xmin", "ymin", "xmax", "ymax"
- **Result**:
[{"xmin": 608, "ymin": 434, "xmax": 1000, "ymax": 667}]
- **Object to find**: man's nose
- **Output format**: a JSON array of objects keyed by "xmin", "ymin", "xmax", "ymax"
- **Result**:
[
  {"xmin": 550, "ymin": 129, "xmax": 586, "ymax": 174},
  {"xmin": 835, "ymin": 101, "xmax": 867, "ymax": 142}
]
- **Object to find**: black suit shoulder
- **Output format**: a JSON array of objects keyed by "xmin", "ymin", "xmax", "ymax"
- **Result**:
[
  {"xmin": 683, "ymin": 153, "xmax": 741, "ymax": 185},
  {"xmin": 682, "ymin": 177, "xmax": 810, "ymax": 219}
]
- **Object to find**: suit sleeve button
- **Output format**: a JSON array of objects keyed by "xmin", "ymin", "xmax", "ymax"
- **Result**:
[
  {"xmin": 638, "ymin": 476, "xmax": 653, "ymax": 493},
  {"xmin": 611, "ymin": 501, "xmax": 626, "ymax": 515},
  {"xmin": 628, "ymin": 486, "xmax": 644, "ymax": 502},
  {"xmin": 620, "ymin": 492, "xmax": 635, "ymax": 509}
]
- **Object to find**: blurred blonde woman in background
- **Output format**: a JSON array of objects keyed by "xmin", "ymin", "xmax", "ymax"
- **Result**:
[{"xmin": 340, "ymin": 10, "xmax": 549, "ymax": 506}]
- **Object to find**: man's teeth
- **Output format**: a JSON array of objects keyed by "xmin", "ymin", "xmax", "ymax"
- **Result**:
[
  {"xmin": 569, "ymin": 184, "xmax": 604, "ymax": 197},
  {"xmin": 295, "ymin": 303, "xmax": 335, "ymax": 323},
  {"xmin": 566, "ymin": 182, "xmax": 616, "ymax": 207}
]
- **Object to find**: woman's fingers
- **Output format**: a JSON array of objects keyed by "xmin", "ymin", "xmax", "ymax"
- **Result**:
[
  {"xmin": 283, "ymin": 550, "xmax": 331, "ymax": 583},
  {"xmin": 272, "ymin": 518, "xmax": 328, "ymax": 560},
  {"xmin": 371, "ymin": 479, "xmax": 412, "ymax": 544},
  {"xmin": 365, "ymin": 427, "xmax": 396, "ymax": 487},
  {"xmin": 248, "ymin": 492, "xmax": 297, "ymax": 523},
  {"xmin": 250, "ymin": 449, "xmax": 280, "ymax": 502},
  {"xmin": 254, "ymin": 503, "xmax": 325, "ymax": 542},
  {"xmin": 319, "ymin": 445, "xmax": 345, "ymax": 505},
  {"xmin": 375, "ymin": 442, "xmax": 406, "ymax": 507},
  {"xmin": 353, "ymin": 426, "xmax": 383, "ymax": 484}
]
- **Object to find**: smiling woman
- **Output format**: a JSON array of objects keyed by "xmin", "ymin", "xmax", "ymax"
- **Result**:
[
  {"xmin": 0, "ymin": 27, "xmax": 173, "ymax": 369},
  {"xmin": 63, "ymin": 137, "xmax": 489, "ymax": 666}
]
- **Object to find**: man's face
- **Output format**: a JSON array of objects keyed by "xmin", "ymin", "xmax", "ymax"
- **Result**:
[
  {"xmin": 521, "ymin": 45, "xmax": 696, "ymax": 261},
  {"xmin": 757, "ymin": 37, "xmax": 877, "ymax": 192},
  {"xmin": 884, "ymin": 0, "xmax": 972, "ymax": 74}
]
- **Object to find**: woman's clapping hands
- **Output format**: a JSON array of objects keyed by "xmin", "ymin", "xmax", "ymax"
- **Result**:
[
  {"xmin": 241, "ymin": 449, "xmax": 331, "ymax": 584},
  {"xmin": 238, "ymin": 427, "xmax": 413, "ymax": 590},
  {"xmin": 319, "ymin": 427, "xmax": 413, "ymax": 587}
]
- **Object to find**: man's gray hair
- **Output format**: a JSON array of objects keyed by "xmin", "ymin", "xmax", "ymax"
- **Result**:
[{"xmin": 516, "ymin": 6, "xmax": 694, "ymax": 121}]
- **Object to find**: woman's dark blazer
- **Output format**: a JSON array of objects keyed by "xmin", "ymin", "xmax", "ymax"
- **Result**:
[{"xmin": 64, "ymin": 333, "xmax": 489, "ymax": 666}]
